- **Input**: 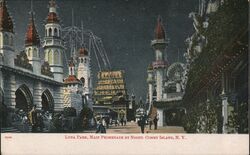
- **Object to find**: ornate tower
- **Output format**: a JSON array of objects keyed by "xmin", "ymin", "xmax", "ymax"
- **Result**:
[
  {"xmin": 25, "ymin": 2, "xmax": 41, "ymax": 75},
  {"xmin": 77, "ymin": 47, "xmax": 92, "ymax": 97},
  {"xmin": 43, "ymin": 0, "xmax": 64, "ymax": 82},
  {"xmin": 151, "ymin": 16, "xmax": 167, "ymax": 101},
  {"xmin": 0, "ymin": 0, "xmax": 15, "ymax": 67},
  {"xmin": 63, "ymin": 59, "xmax": 83, "ymax": 115}
]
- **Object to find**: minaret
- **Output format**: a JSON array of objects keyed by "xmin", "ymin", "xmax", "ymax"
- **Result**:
[
  {"xmin": 0, "ymin": 0, "xmax": 15, "ymax": 67},
  {"xmin": 25, "ymin": 0, "xmax": 41, "ymax": 75},
  {"xmin": 43, "ymin": 0, "xmax": 64, "ymax": 82},
  {"xmin": 64, "ymin": 59, "xmax": 83, "ymax": 114},
  {"xmin": 147, "ymin": 63, "xmax": 154, "ymax": 105},
  {"xmin": 151, "ymin": 16, "xmax": 167, "ymax": 101},
  {"xmin": 77, "ymin": 47, "xmax": 92, "ymax": 96}
]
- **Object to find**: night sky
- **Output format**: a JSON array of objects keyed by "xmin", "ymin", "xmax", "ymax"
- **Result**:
[{"xmin": 7, "ymin": 0, "xmax": 197, "ymax": 101}]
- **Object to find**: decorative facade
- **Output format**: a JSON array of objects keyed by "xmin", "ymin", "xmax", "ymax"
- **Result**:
[
  {"xmin": 93, "ymin": 70, "xmax": 128, "ymax": 119},
  {"xmin": 182, "ymin": 0, "xmax": 248, "ymax": 133},
  {"xmin": 0, "ymin": 0, "xmax": 64, "ymax": 129}
]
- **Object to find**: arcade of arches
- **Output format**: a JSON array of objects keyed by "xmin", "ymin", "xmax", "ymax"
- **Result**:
[{"xmin": 14, "ymin": 85, "xmax": 54, "ymax": 112}]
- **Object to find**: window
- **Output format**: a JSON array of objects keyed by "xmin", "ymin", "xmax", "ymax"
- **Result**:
[
  {"xmin": 54, "ymin": 50, "xmax": 59, "ymax": 64},
  {"xmin": 84, "ymin": 58, "xmax": 87, "ymax": 63},
  {"xmin": 3, "ymin": 34, "xmax": 8, "ymax": 45},
  {"xmin": 81, "ymin": 58, "xmax": 83, "ymax": 63},
  {"xmin": 9, "ymin": 35, "xmax": 13, "ymax": 46},
  {"xmin": 49, "ymin": 28, "xmax": 52, "ymax": 37},
  {"xmin": 54, "ymin": 28, "xmax": 58, "ymax": 37},
  {"xmin": 48, "ymin": 50, "xmax": 53, "ymax": 64},
  {"xmin": 80, "ymin": 77, "xmax": 85, "ymax": 86},
  {"xmin": 28, "ymin": 48, "xmax": 32, "ymax": 57},
  {"xmin": 70, "ymin": 68, "xmax": 73, "ymax": 75}
]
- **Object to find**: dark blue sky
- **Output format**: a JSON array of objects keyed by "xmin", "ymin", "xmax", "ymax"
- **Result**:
[{"xmin": 7, "ymin": 0, "xmax": 196, "ymax": 101}]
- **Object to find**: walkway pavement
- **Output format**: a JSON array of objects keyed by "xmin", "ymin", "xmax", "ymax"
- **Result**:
[{"xmin": 106, "ymin": 122, "xmax": 185, "ymax": 134}]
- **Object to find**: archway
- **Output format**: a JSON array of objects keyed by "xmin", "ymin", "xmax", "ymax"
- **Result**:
[
  {"xmin": 41, "ymin": 89, "xmax": 54, "ymax": 112},
  {"xmin": 15, "ymin": 85, "xmax": 33, "ymax": 112},
  {"xmin": 164, "ymin": 108, "xmax": 184, "ymax": 126}
]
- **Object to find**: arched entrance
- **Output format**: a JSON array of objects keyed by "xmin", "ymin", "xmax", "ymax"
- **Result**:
[
  {"xmin": 41, "ymin": 89, "xmax": 54, "ymax": 112},
  {"xmin": 164, "ymin": 108, "xmax": 185, "ymax": 126},
  {"xmin": 15, "ymin": 84, "xmax": 33, "ymax": 112}
]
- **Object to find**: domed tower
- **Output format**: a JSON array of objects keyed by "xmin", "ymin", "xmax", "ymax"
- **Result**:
[
  {"xmin": 0, "ymin": 0, "xmax": 15, "ymax": 67},
  {"xmin": 77, "ymin": 47, "xmax": 92, "ymax": 96},
  {"xmin": 25, "ymin": 3, "xmax": 41, "ymax": 75},
  {"xmin": 151, "ymin": 16, "xmax": 168, "ymax": 101},
  {"xmin": 43, "ymin": 0, "xmax": 64, "ymax": 82}
]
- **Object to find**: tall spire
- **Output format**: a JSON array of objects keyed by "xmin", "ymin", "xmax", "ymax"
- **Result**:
[
  {"xmin": 0, "ymin": 0, "xmax": 14, "ymax": 33},
  {"xmin": 25, "ymin": 0, "xmax": 40, "ymax": 46},
  {"xmin": 154, "ymin": 15, "xmax": 165, "ymax": 40},
  {"xmin": 30, "ymin": 0, "xmax": 33, "ymax": 13}
]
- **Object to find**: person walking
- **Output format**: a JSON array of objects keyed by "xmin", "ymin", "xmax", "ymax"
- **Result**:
[
  {"xmin": 105, "ymin": 117, "xmax": 110, "ymax": 129},
  {"xmin": 149, "ymin": 117, "xmax": 153, "ymax": 130},
  {"xmin": 124, "ymin": 117, "xmax": 127, "ymax": 126},
  {"xmin": 37, "ymin": 113, "xmax": 44, "ymax": 132},
  {"xmin": 96, "ymin": 120, "xmax": 106, "ymax": 133},
  {"xmin": 120, "ymin": 117, "xmax": 124, "ymax": 126},
  {"xmin": 139, "ymin": 115, "xmax": 147, "ymax": 134},
  {"xmin": 153, "ymin": 115, "xmax": 159, "ymax": 130},
  {"xmin": 29, "ymin": 105, "xmax": 38, "ymax": 133},
  {"xmin": 22, "ymin": 113, "xmax": 29, "ymax": 132}
]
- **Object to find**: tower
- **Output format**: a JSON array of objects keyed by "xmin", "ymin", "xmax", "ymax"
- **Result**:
[
  {"xmin": 77, "ymin": 47, "xmax": 92, "ymax": 97},
  {"xmin": 25, "ymin": 1, "xmax": 41, "ymax": 75},
  {"xmin": 63, "ymin": 59, "xmax": 83, "ymax": 115},
  {"xmin": 151, "ymin": 16, "xmax": 167, "ymax": 101},
  {"xmin": 0, "ymin": 0, "xmax": 15, "ymax": 67},
  {"xmin": 43, "ymin": 0, "xmax": 64, "ymax": 82}
]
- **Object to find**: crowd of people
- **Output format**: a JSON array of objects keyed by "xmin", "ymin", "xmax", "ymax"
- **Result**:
[
  {"xmin": 95, "ymin": 114, "xmax": 159, "ymax": 134},
  {"xmin": 10, "ymin": 105, "xmax": 159, "ymax": 134}
]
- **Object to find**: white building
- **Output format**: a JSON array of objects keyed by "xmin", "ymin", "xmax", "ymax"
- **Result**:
[{"xmin": 0, "ymin": 0, "xmax": 92, "ymax": 128}]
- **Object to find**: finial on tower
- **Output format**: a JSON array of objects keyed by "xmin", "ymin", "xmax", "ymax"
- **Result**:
[
  {"xmin": 48, "ymin": 0, "xmax": 57, "ymax": 13},
  {"xmin": 29, "ymin": 0, "xmax": 35, "ymax": 19},
  {"xmin": 47, "ymin": 0, "xmax": 59, "ymax": 23},
  {"xmin": 49, "ymin": 0, "xmax": 56, "ymax": 7},
  {"xmin": 154, "ymin": 15, "xmax": 165, "ymax": 40}
]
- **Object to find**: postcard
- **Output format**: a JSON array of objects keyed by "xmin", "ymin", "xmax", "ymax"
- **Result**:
[{"xmin": 0, "ymin": 0, "xmax": 249, "ymax": 154}]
